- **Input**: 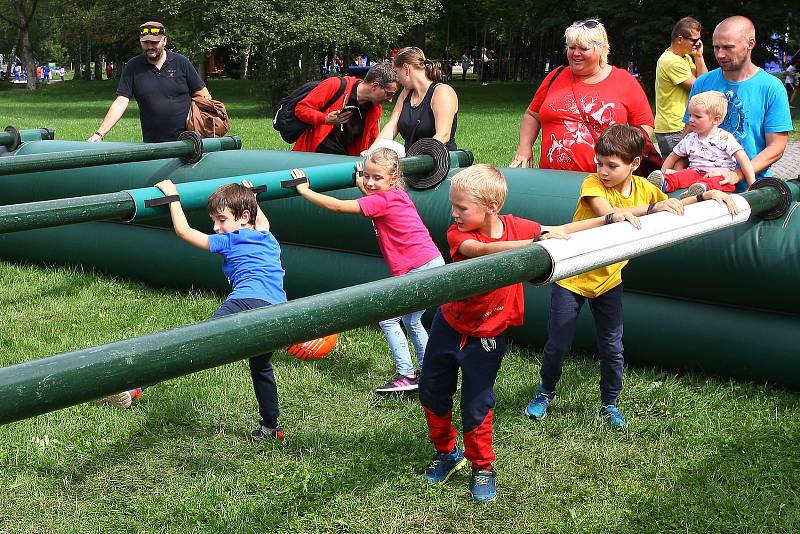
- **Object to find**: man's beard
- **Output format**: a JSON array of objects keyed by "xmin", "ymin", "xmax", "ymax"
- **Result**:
[{"xmin": 145, "ymin": 48, "xmax": 164, "ymax": 62}]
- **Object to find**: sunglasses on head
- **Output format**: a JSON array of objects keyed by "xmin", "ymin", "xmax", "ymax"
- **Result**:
[
  {"xmin": 576, "ymin": 19, "xmax": 601, "ymax": 29},
  {"xmin": 140, "ymin": 27, "xmax": 163, "ymax": 36}
]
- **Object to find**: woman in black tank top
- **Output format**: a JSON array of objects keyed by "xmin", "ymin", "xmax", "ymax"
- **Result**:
[{"xmin": 370, "ymin": 47, "xmax": 458, "ymax": 152}]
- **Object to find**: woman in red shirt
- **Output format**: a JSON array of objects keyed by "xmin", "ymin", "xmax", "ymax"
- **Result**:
[{"xmin": 510, "ymin": 19, "xmax": 654, "ymax": 171}]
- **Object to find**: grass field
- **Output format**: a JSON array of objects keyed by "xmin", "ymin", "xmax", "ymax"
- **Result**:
[{"xmin": 1, "ymin": 79, "xmax": 800, "ymax": 533}]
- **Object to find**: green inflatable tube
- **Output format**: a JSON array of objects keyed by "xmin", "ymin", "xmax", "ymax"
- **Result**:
[
  {"xmin": 0, "ymin": 127, "xmax": 54, "ymax": 151},
  {"xmin": 0, "ymin": 141, "xmax": 471, "ymax": 206},
  {"xmin": 0, "ymin": 222, "xmax": 387, "ymax": 296},
  {"xmin": 0, "ymin": 149, "xmax": 473, "ymax": 234},
  {"xmin": 0, "ymin": 145, "xmax": 361, "ymax": 206},
  {"xmin": 125, "ymin": 150, "xmax": 472, "ymax": 221},
  {"xmin": 0, "ymin": 222, "xmax": 796, "ymax": 389},
  {"xmin": 0, "ymin": 144, "xmax": 797, "ymax": 315},
  {"xmin": 0, "ymin": 136, "xmax": 242, "ymax": 176},
  {"xmin": 248, "ymin": 173, "xmax": 800, "ymax": 316}
]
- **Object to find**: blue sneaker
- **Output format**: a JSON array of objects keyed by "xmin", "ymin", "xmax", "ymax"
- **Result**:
[
  {"xmin": 525, "ymin": 386, "xmax": 556, "ymax": 421},
  {"xmin": 250, "ymin": 425, "xmax": 287, "ymax": 445},
  {"xmin": 423, "ymin": 446, "xmax": 467, "ymax": 483},
  {"xmin": 470, "ymin": 469, "xmax": 497, "ymax": 502},
  {"xmin": 599, "ymin": 405, "xmax": 627, "ymax": 429}
]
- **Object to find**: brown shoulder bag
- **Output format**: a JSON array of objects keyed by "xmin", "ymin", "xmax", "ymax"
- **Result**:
[{"xmin": 187, "ymin": 96, "xmax": 231, "ymax": 138}]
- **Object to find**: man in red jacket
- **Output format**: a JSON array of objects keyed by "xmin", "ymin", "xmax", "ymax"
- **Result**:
[{"xmin": 293, "ymin": 63, "xmax": 399, "ymax": 156}]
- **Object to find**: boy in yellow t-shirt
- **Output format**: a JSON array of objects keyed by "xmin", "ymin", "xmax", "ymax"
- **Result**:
[{"xmin": 525, "ymin": 124, "xmax": 738, "ymax": 428}]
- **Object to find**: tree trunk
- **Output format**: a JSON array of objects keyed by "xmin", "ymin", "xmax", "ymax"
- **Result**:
[
  {"xmin": 241, "ymin": 43, "xmax": 251, "ymax": 79},
  {"xmin": 413, "ymin": 24, "xmax": 426, "ymax": 49},
  {"xmin": 94, "ymin": 54, "xmax": 102, "ymax": 81},
  {"xmin": 84, "ymin": 40, "xmax": 92, "ymax": 80},
  {"xmin": 4, "ymin": 30, "xmax": 20, "ymax": 81},
  {"xmin": 19, "ymin": 26, "xmax": 36, "ymax": 92},
  {"xmin": 11, "ymin": 0, "xmax": 38, "ymax": 92},
  {"xmin": 445, "ymin": 18, "xmax": 450, "ymax": 63},
  {"xmin": 301, "ymin": 41, "xmax": 317, "ymax": 80},
  {"xmin": 196, "ymin": 53, "xmax": 207, "ymax": 81},
  {"xmin": 75, "ymin": 40, "xmax": 82, "ymax": 81}
]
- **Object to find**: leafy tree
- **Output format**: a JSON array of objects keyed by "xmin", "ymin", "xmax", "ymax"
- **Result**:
[{"xmin": 1, "ymin": 0, "xmax": 39, "ymax": 91}]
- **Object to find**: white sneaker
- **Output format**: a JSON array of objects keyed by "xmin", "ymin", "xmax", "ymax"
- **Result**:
[{"xmin": 100, "ymin": 391, "xmax": 132, "ymax": 409}]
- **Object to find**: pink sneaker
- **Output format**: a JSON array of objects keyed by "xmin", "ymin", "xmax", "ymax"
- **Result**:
[{"xmin": 374, "ymin": 373, "xmax": 419, "ymax": 394}]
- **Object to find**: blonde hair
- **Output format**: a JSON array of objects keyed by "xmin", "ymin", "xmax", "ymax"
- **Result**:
[
  {"xmin": 364, "ymin": 147, "xmax": 404, "ymax": 189},
  {"xmin": 450, "ymin": 164, "xmax": 507, "ymax": 209},
  {"xmin": 393, "ymin": 47, "xmax": 442, "ymax": 83},
  {"xmin": 689, "ymin": 90, "xmax": 728, "ymax": 119},
  {"xmin": 564, "ymin": 20, "xmax": 610, "ymax": 68}
]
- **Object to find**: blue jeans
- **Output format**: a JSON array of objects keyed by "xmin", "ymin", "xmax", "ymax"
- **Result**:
[
  {"xmin": 539, "ymin": 284, "xmax": 624, "ymax": 406},
  {"xmin": 212, "ymin": 298, "xmax": 279, "ymax": 429},
  {"xmin": 379, "ymin": 255, "xmax": 445, "ymax": 376}
]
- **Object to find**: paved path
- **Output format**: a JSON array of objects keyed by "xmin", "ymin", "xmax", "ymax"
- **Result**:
[{"xmin": 771, "ymin": 140, "xmax": 800, "ymax": 180}]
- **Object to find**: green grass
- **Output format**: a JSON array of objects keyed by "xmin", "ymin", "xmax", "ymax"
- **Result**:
[{"xmin": 1, "ymin": 80, "xmax": 800, "ymax": 533}]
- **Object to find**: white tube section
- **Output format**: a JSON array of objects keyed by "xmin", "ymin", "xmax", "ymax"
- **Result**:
[{"xmin": 534, "ymin": 195, "xmax": 751, "ymax": 285}]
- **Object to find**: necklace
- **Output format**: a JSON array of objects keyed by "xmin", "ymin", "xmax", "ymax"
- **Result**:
[{"xmin": 410, "ymin": 81, "xmax": 433, "ymax": 107}]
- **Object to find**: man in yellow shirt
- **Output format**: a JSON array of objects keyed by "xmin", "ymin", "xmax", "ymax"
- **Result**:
[{"xmin": 654, "ymin": 17, "xmax": 707, "ymax": 155}]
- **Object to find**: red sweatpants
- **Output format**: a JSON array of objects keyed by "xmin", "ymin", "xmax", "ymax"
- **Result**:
[{"xmin": 664, "ymin": 169, "xmax": 735, "ymax": 193}]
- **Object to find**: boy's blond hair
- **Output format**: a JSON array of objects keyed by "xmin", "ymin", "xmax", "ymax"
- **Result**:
[
  {"xmin": 689, "ymin": 90, "xmax": 728, "ymax": 119},
  {"xmin": 450, "ymin": 164, "xmax": 507, "ymax": 209}
]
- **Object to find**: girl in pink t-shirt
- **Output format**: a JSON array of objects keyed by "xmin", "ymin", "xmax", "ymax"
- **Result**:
[{"xmin": 293, "ymin": 148, "xmax": 444, "ymax": 394}]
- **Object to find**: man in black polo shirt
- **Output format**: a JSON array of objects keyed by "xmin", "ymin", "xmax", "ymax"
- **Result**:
[{"xmin": 88, "ymin": 21, "xmax": 211, "ymax": 143}]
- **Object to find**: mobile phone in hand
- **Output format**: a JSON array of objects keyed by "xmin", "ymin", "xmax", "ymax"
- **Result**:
[{"xmin": 340, "ymin": 105, "xmax": 362, "ymax": 119}]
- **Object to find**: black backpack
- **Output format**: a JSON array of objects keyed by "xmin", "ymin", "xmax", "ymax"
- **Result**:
[{"xmin": 272, "ymin": 77, "xmax": 347, "ymax": 143}]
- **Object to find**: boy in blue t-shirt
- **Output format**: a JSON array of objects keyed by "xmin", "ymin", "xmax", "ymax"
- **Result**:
[{"xmin": 154, "ymin": 178, "xmax": 288, "ymax": 443}]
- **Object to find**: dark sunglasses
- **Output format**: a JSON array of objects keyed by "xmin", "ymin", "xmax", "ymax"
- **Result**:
[
  {"xmin": 683, "ymin": 35, "xmax": 702, "ymax": 45},
  {"xmin": 140, "ymin": 27, "xmax": 163, "ymax": 36},
  {"xmin": 576, "ymin": 19, "xmax": 601, "ymax": 29}
]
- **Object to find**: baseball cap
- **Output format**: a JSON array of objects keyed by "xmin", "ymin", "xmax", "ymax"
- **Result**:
[{"xmin": 139, "ymin": 21, "xmax": 166, "ymax": 42}]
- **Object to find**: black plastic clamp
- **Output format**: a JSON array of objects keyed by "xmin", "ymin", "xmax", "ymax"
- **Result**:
[
  {"xmin": 144, "ymin": 195, "xmax": 181, "ymax": 208},
  {"xmin": 748, "ymin": 178, "xmax": 792, "ymax": 220},
  {"xmin": 3, "ymin": 126, "xmax": 22, "ymax": 151},
  {"xmin": 405, "ymin": 138, "xmax": 451, "ymax": 190},
  {"xmin": 249, "ymin": 185, "xmax": 267, "ymax": 195},
  {"xmin": 281, "ymin": 177, "xmax": 309, "ymax": 188},
  {"xmin": 226, "ymin": 135, "xmax": 243, "ymax": 150},
  {"xmin": 178, "ymin": 130, "xmax": 204, "ymax": 164}
]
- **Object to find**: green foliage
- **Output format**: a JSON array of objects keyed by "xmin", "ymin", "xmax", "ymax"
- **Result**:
[{"xmin": 434, "ymin": 0, "xmax": 797, "ymax": 85}]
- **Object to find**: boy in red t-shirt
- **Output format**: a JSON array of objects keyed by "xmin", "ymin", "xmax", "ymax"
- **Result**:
[{"xmin": 419, "ymin": 164, "xmax": 639, "ymax": 502}]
